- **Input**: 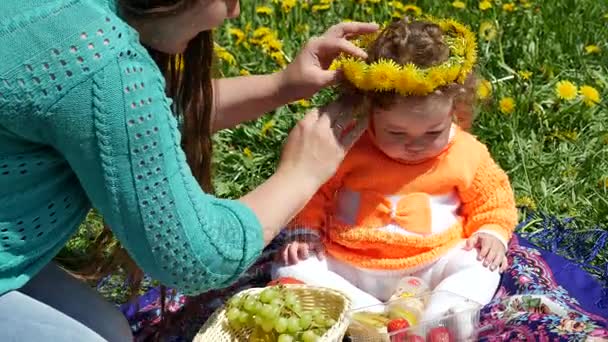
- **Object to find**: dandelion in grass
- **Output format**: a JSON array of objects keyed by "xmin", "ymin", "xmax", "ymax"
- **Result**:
[
  {"xmin": 580, "ymin": 85, "xmax": 600, "ymax": 107},
  {"xmin": 312, "ymin": 4, "xmax": 331, "ymax": 12},
  {"xmin": 477, "ymin": 79, "xmax": 492, "ymax": 100},
  {"xmin": 518, "ymin": 70, "xmax": 532, "ymax": 80},
  {"xmin": 261, "ymin": 120, "xmax": 275, "ymax": 136},
  {"xmin": 228, "ymin": 28, "xmax": 246, "ymax": 45},
  {"xmin": 214, "ymin": 43, "xmax": 236, "ymax": 66},
  {"xmin": 295, "ymin": 24, "xmax": 309, "ymax": 34},
  {"xmin": 479, "ymin": 1, "xmax": 492, "ymax": 10},
  {"xmin": 502, "ymin": 3, "xmax": 516, "ymax": 12},
  {"xmin": 239, "ymin": 69, "xmax": 250, "ymax": 76},
  {"xmin": 555, "ymin": 81, "xmax": 577, "ymax": 101},
  {"xmin": 297, "ymin": 99, "xmax": 311, "ymax": 107},
  {"xmin": 270, "ymin": 51, "xmax": 287, "ymax": 67},
  {"xmin": 402, "ymin": 5, "xmax": 423, "ymax": 16},
  {"xmin": 585, "ymin": 45, "xmax": 601, "ymax": 54},
  {"xmin": 281, "ymin": 0, "xmax": 296, "ymax": 12},
  {"xmin": 479, "ymin": 21, "xmax": 497, "ymax": 41},
  {"xmin": 452, "ymin": 1, "xmax": 466, "ymax": 9},
  {"xmin": 600, "ymin": 178, "xmax": 608, "ymax": 189},
  {"xmin": 256, "ymin": 6, "xmax": 273, "ymax": 15},
  {"xmin": 243, "ymin": 147, "xmax": 253, "ymax": 159},
  {"xmin": 516, "ymin": 196, "xmax": 537, "ymax": 210},
  {"xmin": 499, "ymin": 97, "xmax": 515, "ymax": 114}
]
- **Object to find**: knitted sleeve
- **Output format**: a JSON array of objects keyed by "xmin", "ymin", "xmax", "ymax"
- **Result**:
[
  {"xmin": 42, "ymin": 44, "xmax": 263, "ymax": 294},
  {"xmin": 459, "ymin": 152, "xmax": 518, "ymax": 247}
]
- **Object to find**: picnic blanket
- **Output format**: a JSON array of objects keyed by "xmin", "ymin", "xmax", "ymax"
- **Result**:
[{"xmin": 114, "ymin": 211, "xmax": 608, "ymax": 341}]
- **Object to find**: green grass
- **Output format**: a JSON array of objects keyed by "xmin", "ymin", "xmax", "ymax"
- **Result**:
[{"xmin": 65, "ymin": 0, "xmax": 608, "ymax": 282}]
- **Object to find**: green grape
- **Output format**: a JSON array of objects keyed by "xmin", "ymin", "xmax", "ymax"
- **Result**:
[
  {"xmin": 291, "ymin": 303, "xmax": 303, "ymax": 315},
  {"xmin": 243, "ymin": 298, "xmax": 256, "ymax": 312},
  {"xmin": 254, "ymin": 316, "xmax": 264, "ymax": 326},
  {"xmin": 259, "ymin": 288, "xmax": 278, "ymax": 303},
  {"xmin": 313, "ymin": 314, "xmax": 325, "ymax": 326},
  {"xmin": 302, "ymin": 330, "xmax": 320, "ymax": 342},
  {"xmin": 277, "ymin": 334, "xmax": 294, "ymax": 342},
  {"xmin": 270, "ymin": 298, "xmax": 283, "ymax": 307},
  {"xmin": 284, "ymin": 292, "xmax": 298, "ymax": 308},
  {"xmin": 287, "ymin": 317, "xmax": 301, "ymax": 334},
  {"xmin": 311, "ymin": 309, "xmax": 322, "ymax": 318},
  {"xmin": 260, "ymin": 304, "xmax": 274, "ymax": 319},
  {"xmin": 270, "ymin": 305, "xmax": 281, "ymax": 319},
  {"xmin": 227, "ymin": 296, "xmax": 242, "ymax": 308},
  {"xmin": 299, "ymin": 313, "xmax": 312, "ymax": 330},
  {"xmin": 261, "ymin": 319, "xmax": 274, "ymax": 333},
  {"xmin": 238, "ymin": 311, "xmax": 250, "ymax": 324},
  {"xmin": 275, "ymin": 317, "xmax": 288, "ymax": 333},
  {"xmin": 226, "ymin": 308, "xmax": 241, "ymax": 322},
  {"xmin": 325, "ymin": 318, "xmax": 336, "ymax": 327}
]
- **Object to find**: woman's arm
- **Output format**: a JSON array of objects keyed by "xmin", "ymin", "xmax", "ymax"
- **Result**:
[
  {"xmin": 211, "ymin": 21, "xmax": 379, "ymax": 132},
  {"xmin": 211, "ymin": 72, "xmax": 295, "ymax": 132}
]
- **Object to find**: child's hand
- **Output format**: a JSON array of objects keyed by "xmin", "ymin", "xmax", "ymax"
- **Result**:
[
  {"xmin": 464, "ymin": 232, "xmax": 508, "ymax": 272},
  {"xmin": 277, "ymin": 235, "xmax": 325, "ymax": 265}
]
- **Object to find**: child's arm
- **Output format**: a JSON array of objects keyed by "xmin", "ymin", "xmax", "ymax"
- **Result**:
[{"xmin": 459, "ymin": 152, "xmax": 518, "ymax": 249}]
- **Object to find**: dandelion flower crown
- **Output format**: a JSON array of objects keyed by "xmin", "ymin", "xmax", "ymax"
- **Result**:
[{"xmin": 330, "ymin": 16, "xmax": 478, "ymax": 96}]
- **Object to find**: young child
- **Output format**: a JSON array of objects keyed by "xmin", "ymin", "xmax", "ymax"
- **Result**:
[{"xmin": 271, "ymin": 16, "xmax": 518, "ymax": 330}]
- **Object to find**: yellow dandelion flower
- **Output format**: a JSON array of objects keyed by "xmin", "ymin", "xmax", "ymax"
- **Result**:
[
  {"xmin": 369, "ymin": 0, "xmax": 381, "ymax": 3},
  {"xmin": 604, "ymin": 13, "xmax": 608, "ymax": 19},
  {"xmin": 579, "ymin": 85, "xmax": 601, "ymax": 107},
  {"xmin": 367, "ymin": 59, "xmax": 399, "ymax": 91},
  {"xmin": 477, "ymin": 79, "xmax": 492, "ymax": 100},
  {"xmin": 239, "ymin": 69, "xmax": 250, "ymax": 76},
  {"xmin": 402, "ymin": 5, "xmax": 422, "ymax": 16},
  {"xmin": 555, "ymin": 80, "xmax": 578, "ymax": 101},
  {"xmin": 479, "ymin": 1, "xmax": 492, "ymax": 10},
  {"xmin": 252, "ymin": 27, "xmax": 273, "ymax": 39},
  {"xmin": 502, "ymin": 3, "xmax": 516, "ymax": 12},
  {"xmin": 261, "ymin": 120, "xmax": 275, "ymax": 136},
  {"xmin": 389, "ymin": 1, "xmax": 404, "ymax": 11},
  {"xmin": 452, "ymin": 1, "xmax": 466, "ymax": 9},
  {"xmin": 270, "ymin": 51, "xmax": 287, "ymax": 67},
  {"xmin": 229, "ymin": 28, "xmax": 246, "ymax": 45},
  {"xmin": 256, "ymin": 6, "xmax": 273, "ymax": 15},
  {"xmin": 295, "ymin": 24, "xmax": 309, "ymax": 34},
  {"xmin": 265, "ymin": 38, "xmax": 283, "ymax": 52},
  {"xmin": 601, "ymin": 177, "xmax": 608, "ymax": 188},
  {"xmin": 499, "ymin": 97, "xmax": 515, "ymax": 114},
  {"xmin": 312, "ymin": 4, "xmax": 331, "ymax": 12},
  {"xmin": 281, "ymin": 0, "xmax": 296, "ymax": 12},
  {"xmin": 391, "ymin": 11, "xmax": 402, "ymax": 19},
  {"xmin": 243, "ymin": 147, "xmax": 253, "ymax": 159},
  {"xmin": 214, "ymin": 44, "xmax": 236, "ymax": 66},
  {"xmin": 342, "ymin": 59, "xmax": 369, "ymax": 90},
  {"xmin": 297, "ymin": 99, "xmax": 311, "ymax": 107},
  {"xmin": 516, "ymin": 196, "xmax": 537, "ymax": 210},
  {"xmin": 585, "ymin": 45, "xmax": 601, "ymax": 54},
  {"xmin": 479, "ymin": 21, "xmax": 497, "ymax": 41},
  {"xmin": 518, "ymin": 70, "xmax": 533, "ymax": 80}
]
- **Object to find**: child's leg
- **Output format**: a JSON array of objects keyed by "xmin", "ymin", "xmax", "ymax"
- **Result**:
[
  {"xmin": 419, "ymin": 245, "xmax": 500, "ymax": 339},
  {"xmin": 271, "ymin": 256, "xmax": 384, "ymax": 311}
]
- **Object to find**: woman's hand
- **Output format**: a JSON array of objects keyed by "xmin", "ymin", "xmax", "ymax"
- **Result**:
[
  {"xmin": 278, "ymin": 95, "xmax": 367, "ymax": 189},
  {"xmin": 278, "ymin": 21, "xmax": 379, "ymax": 101},
  {"xmin": 239, "ymin": 95, "xmax": 367, "ymax": 245}
]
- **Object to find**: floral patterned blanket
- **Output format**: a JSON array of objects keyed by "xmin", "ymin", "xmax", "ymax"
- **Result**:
[{"xmin": 117, "ymin": 216, "xmax": 608, "ymax": 342}]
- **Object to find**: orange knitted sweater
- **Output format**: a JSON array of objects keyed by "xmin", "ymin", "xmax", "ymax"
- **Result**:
[{"xmin": 287, "ymin": 126, "xmax": 518, "ymax": 270}]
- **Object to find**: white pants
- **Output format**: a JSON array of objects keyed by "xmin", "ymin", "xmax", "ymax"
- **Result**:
[{"xmin": 271, "ymin": 242, "xmax": 500, "ymax": 321}]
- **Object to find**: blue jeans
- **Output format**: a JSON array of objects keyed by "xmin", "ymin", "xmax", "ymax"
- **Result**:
[{"xmin": 0, "ymin": 263, "xmax": 133, "ymax": 341}]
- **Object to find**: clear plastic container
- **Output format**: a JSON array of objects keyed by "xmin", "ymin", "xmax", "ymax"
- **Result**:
[{"xmin": 344, "ymin": 290, "xmax": 496, "ymax": 342}]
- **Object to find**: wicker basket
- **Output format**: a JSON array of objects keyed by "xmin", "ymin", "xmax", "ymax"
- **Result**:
[{"xmin": 194, "ymin": 285, "xmax": 352, "ymax": 342}]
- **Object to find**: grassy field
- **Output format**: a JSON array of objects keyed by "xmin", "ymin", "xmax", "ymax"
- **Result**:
[{"xmin": 64, "ymin": 0, "xmax": 608, "ymax": 286}]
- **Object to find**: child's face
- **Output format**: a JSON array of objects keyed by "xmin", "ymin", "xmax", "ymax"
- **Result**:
[{"xmin": 372, "ymin": 95, "xmax": 453, "ymax": 163}]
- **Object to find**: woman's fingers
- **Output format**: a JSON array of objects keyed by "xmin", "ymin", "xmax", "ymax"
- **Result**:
[{"xmin": 323, "ymin": 21, "xmax": 380, "ymax": 40}]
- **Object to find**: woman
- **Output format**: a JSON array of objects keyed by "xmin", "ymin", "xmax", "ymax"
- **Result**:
[{"xmin": 0, "ymin": 0, "xmax": 377, "ymax": 340}]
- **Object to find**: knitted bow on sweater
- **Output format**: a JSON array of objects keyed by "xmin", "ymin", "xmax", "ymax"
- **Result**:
[{"xmin": 356, "ymin": 192, "xmax": 432, "ymax": 235}]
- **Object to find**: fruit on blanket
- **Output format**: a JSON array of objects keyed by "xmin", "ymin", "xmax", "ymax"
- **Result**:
[
  {"xmin": 427, "ymin": 327, "xmax": 454, "ymax": 342},
  {"xmin": 387, "ymin": 318, "xmax": 410, "ymax": 342},
  {"xmin": 225, "ymin": 285, "xmax": 337, "ymax": 341}
]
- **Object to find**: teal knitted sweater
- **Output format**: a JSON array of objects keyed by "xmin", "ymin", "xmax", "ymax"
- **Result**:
[{"xmin": 0, "ymin": 0, "xmax": 263, "ymax": 295}]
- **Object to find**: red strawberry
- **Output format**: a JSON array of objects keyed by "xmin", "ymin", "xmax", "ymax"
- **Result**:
[
  {"xmin": 426, "ymin": 327, "xmax": 453, "ymax": 342},
  {"xmin": 407, "ymin": 335, "xmax": 425, "ymax": 342},
  {"xmin": 387, "ymin": 318, "xmax": 410, "ymax": 342}
]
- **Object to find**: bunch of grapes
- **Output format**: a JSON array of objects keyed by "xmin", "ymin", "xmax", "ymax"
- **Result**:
[{"xmin": 225, "ymin": 286, "xmax": 337, "ymax": 342}]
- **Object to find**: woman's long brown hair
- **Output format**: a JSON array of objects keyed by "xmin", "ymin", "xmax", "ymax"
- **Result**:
[{"xmin": 59, "ymin": 0, "xmax": 216, "ymax": 339}]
